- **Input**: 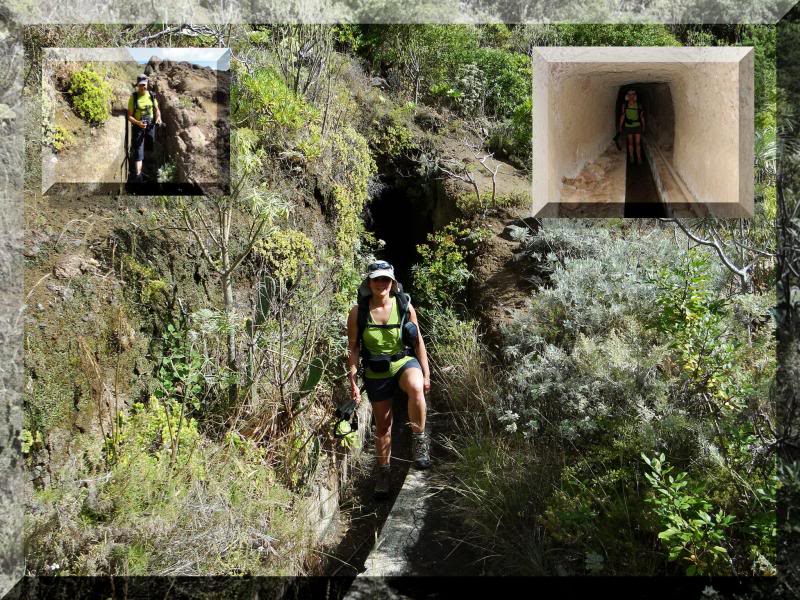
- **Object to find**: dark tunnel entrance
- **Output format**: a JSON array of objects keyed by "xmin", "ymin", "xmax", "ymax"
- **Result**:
[
  {"xmin": 616, "ymin": 83, "xmax": 674, "ymax": 217},
  {"xmin": 365, "ymin": 174, "xmax": 438, "ymax": 291}
]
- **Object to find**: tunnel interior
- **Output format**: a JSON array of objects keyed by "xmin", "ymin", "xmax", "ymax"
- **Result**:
[
  {"xmin": 617, "ymin": 82, "xmax": 673, "ymax": 216},
  {"xmin": 532, "ymin": 48, "xmax": 754, "ymax": 217},
  {"xmin": 365, "ymin": 173, "xmax": 439, "ymax": 291}
]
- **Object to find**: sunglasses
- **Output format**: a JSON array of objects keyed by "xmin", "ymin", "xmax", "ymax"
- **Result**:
[
  {"xmin": 371, "ymin": 276, "xmax": 392, "ymax": 283},
  {"xmin": 368, "ymin": 261, "xmax": 392, "ymax": 272}
]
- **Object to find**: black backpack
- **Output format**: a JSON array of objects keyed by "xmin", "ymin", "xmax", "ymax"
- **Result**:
[{"xmin": 356, "ymin": 286, "xmax": 418, "ymax": 373}]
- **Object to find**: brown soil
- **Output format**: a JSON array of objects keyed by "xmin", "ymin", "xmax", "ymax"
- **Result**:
[{"xmin": 434, "ymin": 130, "xmax": 536, "ymax": 351}]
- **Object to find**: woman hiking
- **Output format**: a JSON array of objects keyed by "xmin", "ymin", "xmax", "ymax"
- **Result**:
[
  {"xmin": 619, "ymin": 89, "xmax": 645, "ymax": 164},
  {"xmin": 346, "ymin": 260, "xmax": 432, "ymax": 499},
  {"xmin": 127, "ymin": 74, "xmax": 162, "ymax": 183}
]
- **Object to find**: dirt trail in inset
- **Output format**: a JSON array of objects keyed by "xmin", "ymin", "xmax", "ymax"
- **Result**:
[{"xmin": 43, "ymin": 112, "xmax": 127, "ymax": 191}]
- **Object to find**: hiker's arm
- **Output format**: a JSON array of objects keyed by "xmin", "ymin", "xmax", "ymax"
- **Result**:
[
  {"xmin": 346, "ymin": 305, "xmax": 361, "ymax": 403},
  {"xmin": 618, "ymin": 105, "xmax": 625, "ymax": 131},
  {"xmin": 408, "ymin": 304, "xmax": 430, "ymax": 394}
]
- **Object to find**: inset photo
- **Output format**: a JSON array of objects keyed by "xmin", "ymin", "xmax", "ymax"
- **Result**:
[
  {"xmin": 532, "ymin": 47, "xmax": 754, "ymax": 218},
  {"xmin": 41, "ymin": 47, "xmax": 230, "ymax": 196}
]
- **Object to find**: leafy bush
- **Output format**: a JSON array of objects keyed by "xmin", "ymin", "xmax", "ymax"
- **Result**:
[
  {"xmin": 49, "ymin": 124, "xmax": 73, "ymax": 152},
  {"xmin": 487, "ymin": 97, "xmax": 532, "ymax": 169},
  {"xmin": 472, "ymin": 47, "xmax": 530, "ymax": 120},
  {"xmin": 68, "ymin": 66, "xmax": 113, "ymax": 125},
  {"xmin": 643, "ymin": 453, "xmax": 734, "ymax": 575},
  {"xmin": 412, "ymin": 221, "xmax": 487, "ymax": 308},
  {"xmin": 438, "ymin": 221, "xmax": 775, "ymax": 575},
  {"xmin": 254, "ymin": 228, "xmax": 315, "ymax": 282},
  {"xmin": 367, "ymin": 103, "xmax": 417, "ymax": 160},
  {"xmin": 457, "ymin": 64, "xmax": 486, "ymax": 116},
  {"xmin": 156, "ymin": 160, "xmax": 177, "ymax": 183},
  {"xmin": 555, "ymin": 24, "xmax": 681, "ymax": 46},
  {"xmin": 456, "ymin": 189, "xmax": 528, "ymax": 218},
  {"xmin": 231, "ymin": 66, "xmax": 320, "ymax": 152}
]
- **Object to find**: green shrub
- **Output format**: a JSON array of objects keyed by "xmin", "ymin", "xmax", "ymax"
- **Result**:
[
  {"xmin": 456, "ymin": 189, "xmax": 528, "ymax": 218},
  {"xmin": 368, "ymin": 104, "xmax": 417, "ymax": 159},
  {"xmin": 231, "ymin": 66, "xmax": 320, "ymax": 150},
  {"xmin": 472, "ymin": 47, "xmax": 530, "ymax": 120},
  {"xmin": 487, "ymin": 97, "xmax": 532, "ymax": 169},
  {"xmin": 643, "ymin": 453, "xmax": 734, "ymax": 575},
  {"xmin": 68, "ymin": 66, "xmax": 113, "ymax": 125},
  {"xmin": 49, "ymin": 124, "xmax": 74, "ymax": 152},
  {"xmin": 254, "ymin": 229, "xmax": 315, "ymax": 282},
  {"xmin": 156, "ymin": 160, "xmax": 177, "ymax": 183},
  {"xmin": 412, "ymin": 221, "xmax": 487, "ymax": 309},
  {"xmin": 438, "ymin": 221, "xmax": 775, "ymax": 575}
]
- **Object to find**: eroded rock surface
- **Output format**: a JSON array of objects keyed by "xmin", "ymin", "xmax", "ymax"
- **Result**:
[{"xmin": 146, "ymin": 58, "xmax": 230, "ymax": 192}]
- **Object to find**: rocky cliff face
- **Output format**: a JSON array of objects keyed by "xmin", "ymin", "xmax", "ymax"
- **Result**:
[{"xmin": 145, "ymin": 58, "xmax": 230, "ymax": 193}]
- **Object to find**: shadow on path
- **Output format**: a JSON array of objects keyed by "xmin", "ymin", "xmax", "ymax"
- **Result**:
[
  {"xmin": 322, "ymin": 390, "xmax": 488, "ymax": 598},
  {"xmin": 624, "ymin": 146, "xmax": 667, "ymax": 218}
]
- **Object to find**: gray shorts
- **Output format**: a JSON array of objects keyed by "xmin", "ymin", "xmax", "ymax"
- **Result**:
[{"xmin": 364, "ymin": 358, "xmax": 421, "ymax": 403}]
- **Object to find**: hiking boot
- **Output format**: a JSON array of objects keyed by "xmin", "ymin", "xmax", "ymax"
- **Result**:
[
  {"xmin": 374, "ymin": 464, "xmax": 391, "ymax": 500},
  {"xmin": 412, "ymin": 431, "xmax": 432, "ymax": 469}
]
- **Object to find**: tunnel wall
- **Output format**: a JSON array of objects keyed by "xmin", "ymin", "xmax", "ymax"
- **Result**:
[
  {"xmin": 532, "ymin": 47, "xmax": 754, "ymax": 217},
  {"xmin": 670, "ymin": 62, "xmax": 744, "ymax": 206},
  {"xmin": 640, "ymin": 83, "xmax": 674, "ymax": 154}
]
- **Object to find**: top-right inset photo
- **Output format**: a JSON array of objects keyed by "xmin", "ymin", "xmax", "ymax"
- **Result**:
[{"xmin": 532, "ymin": 47, "xmax": 754, "ymax": 218}]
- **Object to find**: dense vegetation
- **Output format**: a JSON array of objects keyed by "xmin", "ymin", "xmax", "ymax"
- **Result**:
[
  {"xmin": 410, "ymin": 23, "xmax": 784, "ymax": 583},
  {"xmin": 19, "ymin": 22, "xmax": 793, "ymax": 592},
  {"xmin": 67, "ymin": 66, "xmax": 113, "ymax": 125}
]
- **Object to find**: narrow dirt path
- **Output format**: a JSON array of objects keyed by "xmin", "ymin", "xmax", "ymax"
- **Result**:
[{"xmin": 43, "ymin": 111, "xmax": 128, "ymax": 192}]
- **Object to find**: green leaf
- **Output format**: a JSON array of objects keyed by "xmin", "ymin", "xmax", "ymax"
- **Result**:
[{"xmin": 658, "ymin": 528, "xmax": 679, "ymax": 539}]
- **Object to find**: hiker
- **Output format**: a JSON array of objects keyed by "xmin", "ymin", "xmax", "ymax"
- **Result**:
[
  {"xmin": 346, "ymin": 260, "xmax": 432, "ymax": 499},
  {"xmin": 127, "ymin": 74, "xmax": 162, "ymax": 183},
  {"xmin": 618, "ymin": 89, "xmax": 645, "ymax": 164}
]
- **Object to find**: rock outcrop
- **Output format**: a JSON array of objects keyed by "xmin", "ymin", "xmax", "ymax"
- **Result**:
[{"xmin": 146, "ymin": 58, "xmax": 231, "ymax": 192}]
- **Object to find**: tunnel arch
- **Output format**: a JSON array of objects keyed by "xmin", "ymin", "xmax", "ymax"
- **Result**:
[{"xmin": 532, "ymin": 47, "xmax": 754, "ymax": 217}]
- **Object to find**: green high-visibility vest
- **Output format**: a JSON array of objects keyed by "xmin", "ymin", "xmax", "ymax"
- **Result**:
[{"xmin": 624, "ymin": 101, "xmax": 642, "ymax": 127}]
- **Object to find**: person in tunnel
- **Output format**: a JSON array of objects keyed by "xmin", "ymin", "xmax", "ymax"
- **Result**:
[
  {"xmin": 619, "ymin": 89, "xmax": 645, "ymax": 165},
  {"xmin": 346, "ymin": 260, "xmax": 432, "ymax": 499}
]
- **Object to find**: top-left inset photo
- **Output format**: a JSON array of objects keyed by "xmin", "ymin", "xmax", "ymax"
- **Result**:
[{"xmin": 41, "ymin": 47, "xmax": 231, "ymax": 196}]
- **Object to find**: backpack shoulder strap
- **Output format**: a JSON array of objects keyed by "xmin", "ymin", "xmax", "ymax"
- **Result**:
[
  {"xmin": 396, "ymin": 293, "xmax": 410, "ymax": 328},
  {"xmin": 396, "ymin": 292, "xmax": 409, "ymax": 318},
  {"xmin": 356, "ymin": 296, "xmax": 370, "ymax": 350}
]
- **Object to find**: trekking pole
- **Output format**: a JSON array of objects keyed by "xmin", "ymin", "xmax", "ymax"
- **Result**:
[{"xmin": 121, "ymin": 117, "xmax": 129, "ymax": 183}]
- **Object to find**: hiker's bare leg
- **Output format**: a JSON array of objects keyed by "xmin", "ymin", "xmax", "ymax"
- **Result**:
[
  {"xmin": 135, "ymin": 160, "xmax": 143, "ymax": 176},
  {"xmin": 627, "ymin": 135, "xmax": 634, "ymax": 163},
  {"xmin": 400, "ymin": 368, "xmax": 426, "ymax": 433},
  {"xmin": 634, "ymin": 133, "xmax": 642, "ymax": 164},
  {"xmin": 372, "ymin": 399, "xmax": 393, "ymax": 466}
]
